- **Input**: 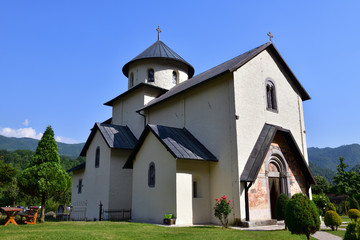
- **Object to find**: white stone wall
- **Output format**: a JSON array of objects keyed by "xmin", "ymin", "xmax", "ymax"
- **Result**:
[
  {"xmin": 127, "ymin": 59, "xmax": 189, "ymax": 90},
  {"xmin": 176, "ymin": 173, "xmax": 193, "ymax": 225},
  {"xmin": 131, "ymin": 133, "xmax": 177, "ymax": 224},
  {"xmin": 176, "ymin": 159, "xmax": 211, "ymax": 224},
  {"xmin": 109, "ymin": 149, "xmax": 133, "ymax": 210},
  {"xmin": 81, "ymin": 131, "xmax": 111, "ymax": 220},
  {"xmin": 70, "ymin": 168, "xmax": 86, "ymax": 212},
  {"xmin": 111, "ymin": 87, "xmax": 165, "ymax": 138},
  {"xmin": 146, "ymin": 75, "xmax": 239, "ymax": 224},
  {"xmin": 233, "ymin": 49, "xmax": 308, "ymax": 220}
]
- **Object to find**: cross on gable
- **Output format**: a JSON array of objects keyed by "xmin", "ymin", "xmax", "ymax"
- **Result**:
[
  {"xmin": 156, "ymin": 25, "xmax": 162, "ymax": 41},
  {"xmin": 267, "ymin": 32, "xmax": 274, "ymax": 42}
]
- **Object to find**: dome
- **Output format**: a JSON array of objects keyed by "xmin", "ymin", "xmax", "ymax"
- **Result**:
[{"xmin": 122, "ymin": 40, "xmax": 194, "ymax": 78}]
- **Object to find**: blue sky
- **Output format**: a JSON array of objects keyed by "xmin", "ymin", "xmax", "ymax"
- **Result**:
[{"xmin": 0, "ymin": 1, "xmax": 359, "ymax": 147}]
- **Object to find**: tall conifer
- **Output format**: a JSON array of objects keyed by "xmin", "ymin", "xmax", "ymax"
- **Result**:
[{"xmin": 18, "ymin": 126, "xmax": 71, "ymax": 223}]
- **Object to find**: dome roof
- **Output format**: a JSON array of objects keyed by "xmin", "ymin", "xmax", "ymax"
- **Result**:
[{"xmin": 122, "ymin": 40, "xmax": 194, "ymax": 78}]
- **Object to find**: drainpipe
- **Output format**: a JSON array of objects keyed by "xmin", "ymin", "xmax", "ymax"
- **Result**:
[
  {"xmin": 136, "ymin": 110, "xmax": 146, "ymax": 128},
  {"xmin": 244, "ymin": 181, "xmax": 253, "ymax": 221}
]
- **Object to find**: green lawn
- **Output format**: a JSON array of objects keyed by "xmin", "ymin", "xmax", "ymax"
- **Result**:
[{"xmin": 0, "ymin": 221, "xmax": 319, "ymax": 240}]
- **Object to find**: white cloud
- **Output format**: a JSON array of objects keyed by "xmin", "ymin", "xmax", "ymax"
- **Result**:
[
  {"xmin": 23, "ymin": 119, "xmax": 29, "ymax": 126},
  {"xmin": 0, "ymin": 127, "xmax": 80, "ymax": 144},
  {"xmin": 55, "ymin": 136, "xmax": 80, "ymax": 144},
  {"xmin": 0, "ymin": 127, "xmax": 43, "ymax": 140}
]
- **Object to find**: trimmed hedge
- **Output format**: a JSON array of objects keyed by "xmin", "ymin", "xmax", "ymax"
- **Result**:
[
  {"xmin": 349, "ymin": 209, "xmax": 360, "ymax": 221},
  {"xmin": 285, "ymin": 193, "xmax": 320, "ymax": 240},
  {"xmin": 275, "ymin": 193, "xmax": 289, "ymax": 220},
  {"xmin": 324, "ymin": 210, "xmax": 342, "ymax": 230},
  {"xmin": 344, "ymin": 220, "xmax": 360, "ymax": 240}
]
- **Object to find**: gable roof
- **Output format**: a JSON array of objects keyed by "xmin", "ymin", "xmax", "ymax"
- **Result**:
[
  {"xmin": 80, "ymin": 123, "xmax": 138, "ymax": 156},
  {"xmin": 240, "ymin": 123, "xmax": 315, "ymax": 184},
  {"xmin": 139, "ymin": 42, "xmax": 310, "ymax": 112},
  {"xmin": 124, "ymin": 124, "xmax": 218, "ymax": 169},
  {"xmin": 67, "ymin": 162, "xmax": 85, "ymax": 172},
  {"xmin": 122, "ymin": 40, "xmax": 195, "ymax": 78},
  {"xmin": 104, "ymin": 82, "xmax": 168, "ymax": 106}
]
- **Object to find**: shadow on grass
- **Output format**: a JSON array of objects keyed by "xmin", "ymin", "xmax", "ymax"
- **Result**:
[{"xmin": 190, "ymin": 226, "xmax": 216, "ymax": 229}]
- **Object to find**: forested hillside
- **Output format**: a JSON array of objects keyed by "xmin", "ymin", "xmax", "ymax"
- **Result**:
[
  {"xmin": 308, "ymin": 144, "xmax": 360, "ymax": 171},
  {"xmin": 0, "ymin": 135, "xmax": 84, "ymax": 157},
  {"xmin": 2, "ymin": 134, "xmax": 360, "ymax": 183},
  {"xmin": 0, "ymin": 149, "xmax": 85, "ymax": 172}
]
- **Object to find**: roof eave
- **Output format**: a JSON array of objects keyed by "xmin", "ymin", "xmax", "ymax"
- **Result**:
[
  {"xmin": 138, "ymin": 70, "xmax": 231, "ymax": 112},
  {"xmin": 104, "ymin": 83, "xmax": 168, "ymax": 106}
]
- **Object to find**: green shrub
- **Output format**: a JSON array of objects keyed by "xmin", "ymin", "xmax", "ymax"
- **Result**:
[
  {"xmin": 353, "ymin": 194, "xmax": 360, "ymax": 204},
  {"xmin": 349, "ymin": 209, "xmax": 360, "ymax": 221},
  {"xmin": 349, "ymin": 197, "xmax": 360, "ymax": 210},
  {"xmin": 275, "ymin": 193, "xmax": 289, "ymax": 230},
  {"xmin": 324, "ymin": 210, "xmax": 342, "ymax": 230},
  {"xmin": 344, "ymin": 220, "xmax": 360, "ymax": 240},
  {"xmin": 275, "ymin": 193, "xmax": 289, "ymax": 220},
  {"xmin": 329, "ymin": 202, "xmax": 336, "ymax": 212},
  {"xmin": 336, "ymin": 201, "xmax": 346, "ymax": 215},
  {"xmin": 312, "ymin": 193, "xmax": 332, "ymax": 216},
  {"xmin": 164, "ymin": 214, "xmax": 173, "ymax": 219},
  {"xmin": 285, "ymin": 193, "xmax": 320, "ymax": 240}
]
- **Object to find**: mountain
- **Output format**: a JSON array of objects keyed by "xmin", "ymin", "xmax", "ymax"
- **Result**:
[
  {"xmin": 0, "ymin": 135, "xmax": 85, "ymax": 158},
  {"xmin": 308, "ymin": 144, "xmax": 360, "ymax": 172},
  {"xmin": 309, "ymin": 162, "xmax": 336, "ymax": 183},
  {"xmin": 2, "ymin": 134, "xmax": 360, "ymax": 179}
]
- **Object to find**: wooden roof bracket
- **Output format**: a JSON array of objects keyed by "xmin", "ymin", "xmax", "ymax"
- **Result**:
[{"xmin": 244, "ymin": 181, "xmax": 253, "ymax": 222}]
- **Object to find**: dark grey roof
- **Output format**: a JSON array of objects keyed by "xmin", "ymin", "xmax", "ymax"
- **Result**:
[
  {"xmin": 67, "ymin": 162, "xmax": 85, "ymax": 172},
  {"xmin": 80, "ymin": 123, "xmax": 138, "ymax": 156},
  {"xmin": 240, "ymin": 123, "xmax": 315, "ymax": 184},
  {"xmin": 104, "ymin": 83, "xmax": 168, "ymax": 106},
  {"xmin": 124, "ymin": 124, "xmax": 217, "ymax": 169},
  {"xmin": 139, "ymin": 42, "xmax": 310, "ymax": 112},
  {"xmin": 122, "ymin": 40, "xmax": 195, "ymax": 78}
]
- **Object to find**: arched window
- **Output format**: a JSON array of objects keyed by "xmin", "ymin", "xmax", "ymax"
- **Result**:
[
  {"xmin": 148, "ymin": 69, "xmax": 154, "ymax": 82},
  {"xmin": 95, "ymin": 147, "xmax": 100, "ymax": 168},
  {"xmin": 130, "ymin": 72, "xmax": 134, "ymax": 87},
  {"xmin": 172, "ymin": 71, "xmax": 178, "ymax": 84},
  {"xmin": 266, "ymin": 79, "xmax": 278, "ymax": 111},
  {"xmin": 77, "ymin": 179, "xmax": 83, "ymax": 194},
  {"xmin": 148, "ymin": 162, "xmax": 155, "ymax": 188}
]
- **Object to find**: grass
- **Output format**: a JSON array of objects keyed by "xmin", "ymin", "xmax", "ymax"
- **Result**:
[
  {"xmin": 0, "ymin": 221, "xmax": 318, "ymax": 240},
  {"xmin": 321, "ymin": 229, "xmax": 346, "ymax": 238},
  {"xmin": 340, "ymin": 215, "xmax": 351, "ymax": 222}
]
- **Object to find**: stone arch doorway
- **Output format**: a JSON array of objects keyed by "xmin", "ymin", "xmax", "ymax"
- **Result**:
[{"xmin": 266, "ymin": 150, "xmax": 290, "ymax": 219}]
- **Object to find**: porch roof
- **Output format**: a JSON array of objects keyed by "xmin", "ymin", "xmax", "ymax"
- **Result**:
[
  {"xmin": 240, "ymin": 123, "xmax": 315, "ymax": 184},
  {"xmin": 124, "ymin": 124, "xmax": 218, "ymax": 169}
]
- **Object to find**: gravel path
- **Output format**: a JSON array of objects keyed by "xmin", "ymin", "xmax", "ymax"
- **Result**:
[{"xmin": 312, "ymin": 231, "xmax": 342, "ymax": 240}]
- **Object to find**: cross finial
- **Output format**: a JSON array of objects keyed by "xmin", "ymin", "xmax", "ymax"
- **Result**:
[
  {"xmin": 267, "ymin": 32, "xmax": 274, "ymax": 42},
  {"xmin": 156, "ymin": 25, "xmax": 162, "ymax": 41}
]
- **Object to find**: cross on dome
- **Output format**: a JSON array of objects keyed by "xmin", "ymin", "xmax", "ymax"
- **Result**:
[
  {"xmin": 267, "ymin": 32, "xmax": 274, "ymax": 42},
  {"xmin": 156, "ymin": 25, "xmax": 162, "ymax": 41}
]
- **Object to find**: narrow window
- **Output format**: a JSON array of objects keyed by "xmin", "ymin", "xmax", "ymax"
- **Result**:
[
  {"xmin": 77, "ymin": 179, "xmax": 83, "ymax": 194},
  {"xmin": 193, "ymin": 181, "xmax": 198, "ymax": 198},
  {"xmin": 95, "ymin": 147, "xmax": 100, "ymax": 168},
  {"xmin": 148, "ymin": 162, "xmax": 155, "ymax": 187},
  {"xmin": 266, "ymin": 79, "xmax": 278, "ymax": 111},
  {"xmin": 148, "ymin": 69, "xmax": 154, "ymax": 82},
  {"xmin": 172, "ymin": 71, "xmax": 178, "ymax": 84},
  {"xmin": 130, "ymin": 72, "xmax": 134, "ymax": 87}
]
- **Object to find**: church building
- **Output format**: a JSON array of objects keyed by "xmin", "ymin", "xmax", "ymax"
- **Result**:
[{"xmin": 68, "ymin": 28, "xmax": 315, "ymax": 226}]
